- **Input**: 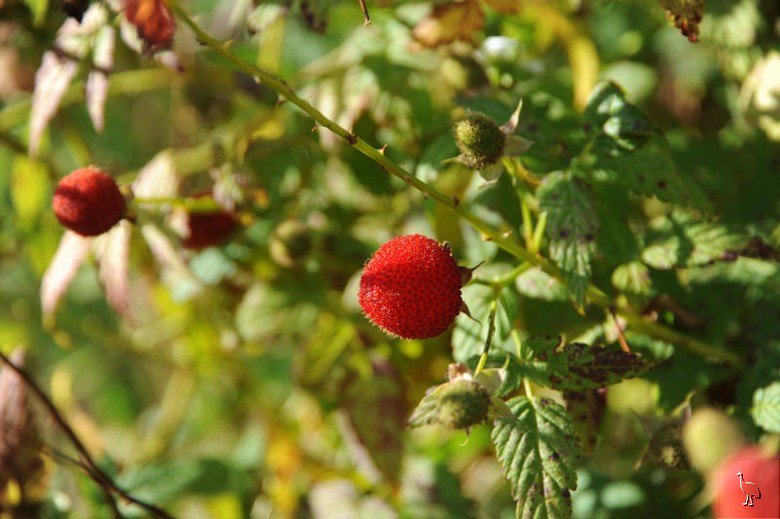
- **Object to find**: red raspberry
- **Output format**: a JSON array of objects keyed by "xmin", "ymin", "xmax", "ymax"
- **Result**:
[
  {"xmin": 181, "ymin": 193, "xmax": 239, "ymax": 250},
  {"xmin": 359, "ymin": 234, "xmax": 463, "ymax": 339},
  {"xmin": 52, "ymin": 167, "xmax": 126, "ymax": 237}
]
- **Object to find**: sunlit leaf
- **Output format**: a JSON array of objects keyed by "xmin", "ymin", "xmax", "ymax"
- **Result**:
[
  {"xmin": 412, "ymin": 0, "xmax": 485, "ymax": 48},
  {"xmin": 641, "ymin": 211, "xmax": 748, "ymax": 270},
  {"xmin": 538, "ymin": 171, "xmax": 598, "ymax": 306},
  {"xmin": 751, "ymin": 382, "xmax": 780, "ymax": 433},
  {"xmin": 10, "ymin": 156, "xmax": 49, "ymax": 231},
  {"xmin": 515, "ymin": 266, "xmax": 568, "ymax": 301},
  {"xmin": 492, "ymin": 396, "xmax": 579, "ymax": 519},
  {"xmin": 611, "ymin": 261, "xmax": 652, "ymax": 296},
  {"xmin": 40, "ymin": 230, "xmax": 91, "ymax": 320}
]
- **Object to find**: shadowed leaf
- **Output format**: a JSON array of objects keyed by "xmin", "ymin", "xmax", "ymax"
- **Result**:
[
  {"xmin": 563, "ymin": 389, "xmax": 606, "ymax": 455},
  {"xmin": 538, "ymin": 171, "xmax": 598, "ymax": 305},
  {"xmin": 342, "ymin": 359, "xmax": 407, "ymax": 483}
]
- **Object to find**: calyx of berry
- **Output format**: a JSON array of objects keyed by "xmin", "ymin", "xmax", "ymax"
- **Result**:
[
  {"xmin": 453, "ymin": 113, "xmax": 506, "ymax": 170},
  {"xmin": 437, "ymin": 379, "xmax": 492, "ymax": 430}
]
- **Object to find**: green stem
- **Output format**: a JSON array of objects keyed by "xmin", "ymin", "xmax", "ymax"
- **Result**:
[{"xmin": 170, "ymin": 5, "xmax": 742, "ymax": 371}]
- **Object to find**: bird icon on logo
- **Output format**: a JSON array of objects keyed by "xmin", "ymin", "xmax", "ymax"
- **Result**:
[{"xmin": 737, "ymin": 472, "xmax": 761, "ymax": 507}]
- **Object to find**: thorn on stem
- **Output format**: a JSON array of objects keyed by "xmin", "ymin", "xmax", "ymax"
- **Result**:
[{"xmin": 378, "ymin": 144, "xmax": 388, "ymax": 155}]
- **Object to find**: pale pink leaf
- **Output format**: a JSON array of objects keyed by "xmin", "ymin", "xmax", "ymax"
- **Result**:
[
  {"xmin": 93, "ymin": 220, "xmax": 132, "ymax": 318},
  {"xmin": 132, "ymin": 150, "xmax": 179, "ymax": 200},
  {"xmin": 86, "ymin": 26, "xmax": 115, "ymax": 132},
  {"xmin": 29, "ymin": 52, "xmax": 78, "ymax": 156},
  {"xmin": 140, "ymin": 224, "xmax": 203, "ymax": 297},
  {"xmin": 40, "ymin": 230, "xmax": 91, "ymax": 319}
]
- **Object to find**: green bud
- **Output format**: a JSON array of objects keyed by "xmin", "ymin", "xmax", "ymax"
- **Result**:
[
  {"xmin": 437, "ymin": 379, "xmax": 491, "ymax": 430},
  {"xmin": 453, "ymin": 113, "xmax": 506, "ymax": 170}
]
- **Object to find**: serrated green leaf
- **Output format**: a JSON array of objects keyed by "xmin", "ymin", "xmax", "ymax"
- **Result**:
[
  {"xmin": 641, "ymin": 211, "xmax": 748, "ymax": 270},
  {"xmin": 751, "ymin": 382, "xmax": 780, "ymax": 433},
  {"xmin": 584, "ymin": 81, "xmax": 653, "ymax": 156},
  {"xmin": 491, "ymin": 396, "xmax": 580, "ymax": 519},
  {"xmin": 538, "ymin": 171, "xmax": 598, "ymax": 305},
  {"xmin": 584, "ymin": 82, "xmax": 711, "ymax": 211},
  {"xmin": 611, "ymin": 261, "xmax": 652, "ymax": 296}
]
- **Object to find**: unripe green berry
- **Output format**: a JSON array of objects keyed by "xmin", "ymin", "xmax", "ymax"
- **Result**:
[
  {"xmin": 437, "ymin": 379, "xmax": 491, "ymax": 430},
  {"xmin": 682, "ymin": 407, "xmax": 745, "ymax": 474},
  {"xmin": 453, "ymin": 113, "xmax": 506, "ymax": 169}
]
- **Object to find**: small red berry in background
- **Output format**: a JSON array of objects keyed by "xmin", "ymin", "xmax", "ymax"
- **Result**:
[
  {"xmin": 359, "ymin": 234, "xmax": 463, "ymax": 339},
  {"xmin": 52, "ymin": 167, "xmax": 126, "ymax": 237},
  {"xmin": 125, "ymin": 0, "xmax": 176, "ymax": 49},
  {"xmin": 180, "ymin": 193, "xmax": 239, "ymax": 250},
  {"xmin": 713, "ymin": 445, "xmax": 780, "ymax": 518}
]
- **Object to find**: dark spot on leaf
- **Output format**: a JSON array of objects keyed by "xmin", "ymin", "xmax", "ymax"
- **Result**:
[
  {"xmin": 559, "ymin": 229, "xmax": 570, "ymax": 239},
  {"xmin": 657, "ymin": 180, "xmax": 667, "ymax": 190},
  {"xmin": 539, "ymin": 398, "xmax": 551, "ymax": 407},
  {"xmin": 549, "ymin": 375, "xmax": 562, "ymax": 385},
  {"xmin": 550, "ymin": 452, "xmax": 560, "ymax": 461},
  {"xmin": 563, "ymin": 489, "xmax": 571, "ymax": 498}
]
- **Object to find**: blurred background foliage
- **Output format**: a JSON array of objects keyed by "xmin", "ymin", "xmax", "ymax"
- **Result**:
[{"xmin": 0, "ymin": 0, "xmax": 779, "ymax": 517}]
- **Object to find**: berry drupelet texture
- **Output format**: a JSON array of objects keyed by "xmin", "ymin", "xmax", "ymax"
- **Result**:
[
  {"xmin": 358, "ymin": 234, "xmax": 463, "ymax": 339},
  {"xmin": 52, "ymin": 167, "xmax": 126, "ymax": 237}
]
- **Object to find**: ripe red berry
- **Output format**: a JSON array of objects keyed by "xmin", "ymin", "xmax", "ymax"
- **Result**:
[
  {"xmin": 359, "ymin": 234, "xmax": 463, "ymax": 339},
  {"xmin": 181, "ymin": 193, "xmax": 239, "ymax": 250},
  {"xmin": 52, "ymin": 167, "xmax": 126, "ymax": 237}
]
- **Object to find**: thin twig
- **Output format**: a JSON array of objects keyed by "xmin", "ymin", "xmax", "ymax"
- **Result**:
[{"xmin": 0, "ymin": 350, "xmax": 175, "ymax": 519}]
